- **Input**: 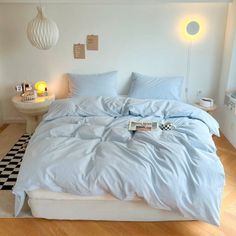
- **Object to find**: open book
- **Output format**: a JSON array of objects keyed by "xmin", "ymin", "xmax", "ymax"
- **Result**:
[{"xmin": 128, "ymin": 121, "xmax": 158, "ymax": 131}]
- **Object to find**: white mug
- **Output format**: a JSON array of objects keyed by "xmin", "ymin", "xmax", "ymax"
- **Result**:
[{"xmin": 200, "ymin": 98, "xmax": 214, "ymax": 108}]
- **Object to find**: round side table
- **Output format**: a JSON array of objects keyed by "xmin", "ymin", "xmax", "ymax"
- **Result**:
[
  {"xmin": 12, "ymin": 94, "xmax": 55, "ymax": 134},
  {"xmin": 194, "ymin": 102, "xmax": 217, "ymax": 115}
]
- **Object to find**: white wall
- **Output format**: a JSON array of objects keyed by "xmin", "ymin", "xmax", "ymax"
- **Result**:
[
  {"xmin": 228, "ymin": 35, "xmax": 236, "ymax": 90},
  {"xmin": 216, "ymin": 0, "xmax": 236, "ymax": 148},
  {"xmin": 0, "ymin": 55, "xmax": 3, "ymax": 126},
  {"xmin": 0, "ymin": 3, "xmax": 228, "ymax": 122}
]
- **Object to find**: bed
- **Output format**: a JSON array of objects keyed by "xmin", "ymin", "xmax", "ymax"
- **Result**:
[{"xmin": 13, "ymin": 96, "xmax": 225, "ymax": 225}]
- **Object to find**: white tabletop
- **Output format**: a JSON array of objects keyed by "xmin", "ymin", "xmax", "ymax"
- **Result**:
[
  {"xmin": 12, "ymin": 94, "xmax": 55, "ymax": 110},
  {"xmin": 194, "ymin": 102, "xmax": 217, "ymax": 112},
  {"xmin": 12, "ymin": 94, "xmax": 55, "ymax": 103}
]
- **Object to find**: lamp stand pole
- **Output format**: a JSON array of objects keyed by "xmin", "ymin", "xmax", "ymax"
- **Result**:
[{"xmin": 185, "ymin": 40, "xmax": 193, "ymax": 103}]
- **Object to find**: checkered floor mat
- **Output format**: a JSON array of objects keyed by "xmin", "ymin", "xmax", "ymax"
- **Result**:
[{"xmin": 0, "ymin": 134, "xmax": 30, "ymax": 190}]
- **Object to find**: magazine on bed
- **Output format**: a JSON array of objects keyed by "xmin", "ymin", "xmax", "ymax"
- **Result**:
[{"xmin": 128, "ymin": 121, "xmax": 158, "ymax": 131}]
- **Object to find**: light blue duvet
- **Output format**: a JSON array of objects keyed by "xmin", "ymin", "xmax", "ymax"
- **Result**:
[{"xmin": 13, "ymin": 97, "xmax": 225, "ymax": 225}]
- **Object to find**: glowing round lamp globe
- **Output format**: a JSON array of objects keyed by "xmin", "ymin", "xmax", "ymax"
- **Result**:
[
  {"xmin": 35, "ymin": 81, "xmax": 47, "ymax": 95},
  {"xmin": 186, "ymin": 21, "xmax": 200, "ymax": 36}
]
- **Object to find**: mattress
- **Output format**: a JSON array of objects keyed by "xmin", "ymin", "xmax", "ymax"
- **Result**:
[
  {"xmin": 27, "ymin": 189, "xmax": 193, "ymax": 221},
  {"xmin": 27, "ymin": 189, "xmax": 140, "ymax": 201}
]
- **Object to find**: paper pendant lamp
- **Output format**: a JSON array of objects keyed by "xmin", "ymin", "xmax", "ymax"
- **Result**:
[{"xmin": 27, "ymin": 7, "xmax": 59, "ymax": 50}]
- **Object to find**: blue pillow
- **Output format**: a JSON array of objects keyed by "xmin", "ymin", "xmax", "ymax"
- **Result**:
[
  {"xmin": 128, "ymin": 73, "xmax": 183, "ymax": 100},
  {"xmin": 68, "ymin": 71, "xmax": 118, "ymax": 97}
]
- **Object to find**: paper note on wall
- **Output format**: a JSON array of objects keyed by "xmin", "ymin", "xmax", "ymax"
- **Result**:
[
  {"xmin": 87, "ymin": 35, "xmax": 99, "ymax": 51},
  {"xmin": 74, "ymin": 44, "xmax": 86, "ymax": 59}
]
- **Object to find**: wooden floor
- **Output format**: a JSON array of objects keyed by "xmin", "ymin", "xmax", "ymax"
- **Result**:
[{"xmin": 0, "ymin": 124, "xmax": 236, "ymax": 236}]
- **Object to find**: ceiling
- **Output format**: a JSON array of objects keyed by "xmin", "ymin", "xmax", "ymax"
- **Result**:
[{"xmin": 0, "ymin": 0, "xmax": 232, "ymax": 3}]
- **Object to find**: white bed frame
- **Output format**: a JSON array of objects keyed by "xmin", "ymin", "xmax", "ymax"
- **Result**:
[{"xmin": 27, "ymin": 190, "xmax": 193, "ymax": 221}]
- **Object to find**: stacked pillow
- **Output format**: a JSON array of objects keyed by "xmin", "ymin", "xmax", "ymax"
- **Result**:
[
  {"xmin": 68, "ymin": 71, "xmax": 118, "ymax": 97},
  {"xmin": 128, "ymin": 72, "xmax": 183, "ymax": 101},
  {"xmin": 68, "ymin": 71, "xmax": 183, "ymax": 101}
]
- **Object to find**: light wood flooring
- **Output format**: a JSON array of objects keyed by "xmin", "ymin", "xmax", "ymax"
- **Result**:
[{"xmin": 0, "ymin": 124, "xmax": 236, "ymax": 236}]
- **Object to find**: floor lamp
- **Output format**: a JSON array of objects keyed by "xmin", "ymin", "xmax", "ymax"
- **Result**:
[{"xmin": 185, "ymin": 21, "xmax": 200, "ymax": 103}]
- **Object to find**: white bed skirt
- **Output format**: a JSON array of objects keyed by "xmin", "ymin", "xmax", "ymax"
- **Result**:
[{"xmin": 27, "ymin": 189, "xmax": 193, "ymax": 221}]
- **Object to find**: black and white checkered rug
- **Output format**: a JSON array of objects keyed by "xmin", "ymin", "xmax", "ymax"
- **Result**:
[{"xmin": 0, "ymin": 134, "xmax": 30, "ymax": 190}]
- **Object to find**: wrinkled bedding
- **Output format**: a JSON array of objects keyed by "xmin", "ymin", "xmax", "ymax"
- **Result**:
[{"xmin": 13, "ymin": 96, "xmax": 225, "ymax": 225}]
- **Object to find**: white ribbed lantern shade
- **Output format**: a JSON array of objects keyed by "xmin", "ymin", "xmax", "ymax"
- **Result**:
[{"xmin": 27, "ymin": 7, "xmax": 59, "ymax": 50}]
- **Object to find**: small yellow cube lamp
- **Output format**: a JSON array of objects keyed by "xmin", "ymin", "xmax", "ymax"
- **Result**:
[{"xmin": 35, "ymin": 81, "xmax": 47, "ymax": 96}]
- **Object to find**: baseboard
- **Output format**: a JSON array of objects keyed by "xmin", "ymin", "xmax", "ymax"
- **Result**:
[
  {"xmin": 0, "ymin": 124, "xmax": 8, "ymax": 133},
  {"xmin": 3, "ymin": 117, "xmax": 26, "ymax": 124}
]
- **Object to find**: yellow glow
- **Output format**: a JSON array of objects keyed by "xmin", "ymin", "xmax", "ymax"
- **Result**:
[
  {"xmin": 48, "ymin": 75, "xmax": 69, "ymax": 99},
  {"xmin": 179, "ymin": 16, "xmax": 206, "ymax": 42},
  {"xmin": 35, "ymin": 81, "xmax": 47, "ymax": 95}
]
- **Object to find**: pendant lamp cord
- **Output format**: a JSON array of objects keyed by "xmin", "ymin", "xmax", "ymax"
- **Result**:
[{"xmin": 185, "ymin": 40, "xmax": 193, "ymax": 103}]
